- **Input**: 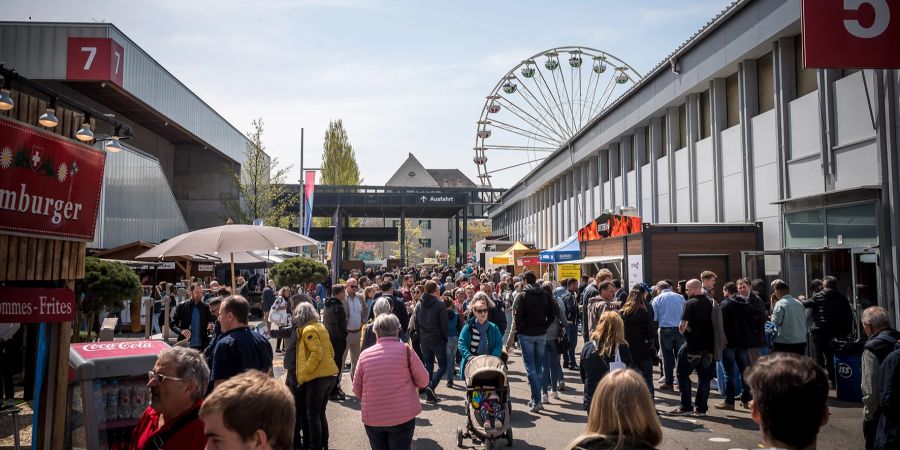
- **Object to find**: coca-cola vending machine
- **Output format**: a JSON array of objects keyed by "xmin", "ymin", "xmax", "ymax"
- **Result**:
[{"xmin": 67, "ymin": 340, "xmax": 171, "ymax": 450}]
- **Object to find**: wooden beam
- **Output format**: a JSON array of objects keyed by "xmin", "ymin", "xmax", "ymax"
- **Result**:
[
  {"xmin": 26, "ymin": 237, "xmax": 37, "ymax": 280},
  {"xmin": 16, "ymin": 237, "xmax": 27, "ymax": 279},
  {"xmin": 35, "ymin": 238, "xmax": 46, "ymax": 280},
  {"xmin": 50, "ymin": 280, "xmax": 75, "ymax": 450}
]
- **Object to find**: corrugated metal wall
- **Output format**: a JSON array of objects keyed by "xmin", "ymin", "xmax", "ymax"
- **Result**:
[
  {"xmin": 94, "ymin": 143, "xmax": 188, "ymax": 248},
  {"xmin": 0, "ymin": 22, "xmax": 249, "ymax": 164}
]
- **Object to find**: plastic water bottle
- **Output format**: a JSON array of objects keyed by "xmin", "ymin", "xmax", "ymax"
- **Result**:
[
  {"xmin": 93, "ymin": 381, "xmax": 106, "ymax": 423},
  {"xmin": 105, "ymin": 381, "xmax": 119, "ymax": 421},
  {"xmin": 131, "ymin": 381, "xmax": 146, "ymax": 419},
  {"xmin": 119, "ymin": 380, "xmax": 131, "ymax": 419}
]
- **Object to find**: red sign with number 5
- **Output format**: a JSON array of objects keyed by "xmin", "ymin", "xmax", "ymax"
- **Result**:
[
  {"xmin": 802, "ymin": 0, "xmax": 900, "ymax": 68},
  {"xmin": 65, "ymin": 37, "xmax": 125, "ymax": 86}
]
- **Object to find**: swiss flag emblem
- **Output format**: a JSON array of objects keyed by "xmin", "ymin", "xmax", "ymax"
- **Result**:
[{"xmin": 29, "ymin": 147, "xmax": 43, "ymax": 171}]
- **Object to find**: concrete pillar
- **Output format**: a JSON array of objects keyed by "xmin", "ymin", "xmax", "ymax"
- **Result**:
[
  {"xmin": 710, "ymin": 77, "xmax": 727, "ymax": 222},
  {"xmin": 635, "ymin": 128, "xmax": 647, "ymax": 220},
  {"xmin": 739, "ymin": 60, "xmax": 759, "ymax": 222},
  {"xmin": 774, "ymin": 37, "xmax": 796, "ymax": 201},
  {"xmin": 609, "ymin": 143, "xmax": 619, "ymax": 211},
  {"xmin": 686, "ymin": 93, "xmax": 700, "ymax": 222},
  {"xmin": 589, "ymin": 156, "xmax": 597, "ymax": 220}
]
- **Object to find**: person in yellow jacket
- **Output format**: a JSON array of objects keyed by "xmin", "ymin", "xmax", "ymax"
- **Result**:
[{"xmin": 294, "ymin": 302, "xmax": 339, "ymax": 450}]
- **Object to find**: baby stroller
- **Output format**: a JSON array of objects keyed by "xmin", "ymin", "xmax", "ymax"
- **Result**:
[{"xmin": 456, "ymin": 355, "xmax": 513, "ymax": 449}]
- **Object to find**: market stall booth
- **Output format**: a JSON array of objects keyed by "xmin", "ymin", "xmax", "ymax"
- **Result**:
[
  {"xmin": 0, "ymin": 105, "xmax": 104, "ymax": 449},
  {"xmin": 488, "ymin": 241, "xmax": 539, "ymax": 275},
  {"xmin": 576, "ymin": 214, "xmax": 763, "ymax": 299},
  {"xmin": 539, "ymin": 234, "xmax": 580, "ymax": 281}
]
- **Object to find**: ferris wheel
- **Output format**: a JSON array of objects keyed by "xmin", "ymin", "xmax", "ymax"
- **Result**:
[{"xmin": 474, "ymin": 46, "xmax": 642, "ymax": 188}]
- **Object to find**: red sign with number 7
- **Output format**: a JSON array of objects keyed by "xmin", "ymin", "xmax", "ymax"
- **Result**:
[{"xmin": 65, "ymin": 37, "xmax": 125, "ymax": 87}]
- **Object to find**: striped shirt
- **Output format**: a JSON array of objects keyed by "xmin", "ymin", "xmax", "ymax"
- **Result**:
[{"xmin": 470, "ymin": 326, "xmax": 482, "ymax": 355}]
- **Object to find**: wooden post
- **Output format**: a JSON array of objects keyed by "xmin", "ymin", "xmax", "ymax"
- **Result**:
[
  {"xmin": 50, "ymin": 280, "xmax": 75, "ymax": 450},
  {"xmin": 230, "ymin": 253, "xmax": 236, "ymax": 293},
  {"xmin": 144, "ymin": 296, "xmax": 153, "ymax": 339},
  {"xmin": 164, "ymin": 298, "xmax": 170, "ymax": 344}
]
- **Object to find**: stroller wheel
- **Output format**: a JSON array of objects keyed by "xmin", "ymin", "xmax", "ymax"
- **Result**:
[
  {"xmin": 506, "ymin": 428, "xmax": 513, "ymax": 446},
  {"xmin": 456, "ymin": 427, "xmax": 464, "ymax": 448},
  {"xmin": 485, "ymin": 438, "xmax": 495, "ymax": 450}
]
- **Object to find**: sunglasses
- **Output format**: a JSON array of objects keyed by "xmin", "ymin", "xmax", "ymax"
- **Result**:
[
  {"xmin": 348, "ymin": 285, "xmax": 359, "ymax": 288},
  {"xmin": 474, "ymin": 308, "xmax": 489, "ymax": 314},
  {"xmin": 148, "ymin": 370, "xmax": 185, "ymax": 384}
]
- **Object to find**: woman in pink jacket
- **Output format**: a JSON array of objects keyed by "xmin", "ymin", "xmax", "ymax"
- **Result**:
[{"xmin": 353, "ymin": 313, "xmax": 429, "ymax": 450}]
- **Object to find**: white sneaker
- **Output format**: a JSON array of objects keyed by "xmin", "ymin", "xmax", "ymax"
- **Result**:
[
  {"xmin": 551, "ymin": 391, "xmax": 559, "ymax": 400},
  {"xmin": 541, "ymin": 393, "xmax": 549, "ymax": 404},
  {"xmin": 530, "ymin": 402, "xmax": 543, "ymax": 412}
]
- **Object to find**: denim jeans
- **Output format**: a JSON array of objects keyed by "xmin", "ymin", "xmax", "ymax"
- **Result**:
[
  {"xmin": 151, "ymin": 313, "xmax": 161, "ymax": 334},
  {"xmin": 676, "ymin": 344, "xmax": 715, "ymax": 413},
  {"xmin": 634, "ymin": 359, "xmax": 655, "ymax": 399},
  {"xmin": 721, "ymin": 347, "xmax": 752, "ymax": 404},
  {"xmin": 565, "ymin": 323, "xmax": 578, "ymax": 366},
  {"xmin": 421, "ymin": 342, "xmax": 447, "ymax": 391},
  {"xmin": 518, "ymin": 334, "xmax": 547, "ymax": 405},
  {"xmin": 364, "ymin": 418, "xmax": 416, "ymax": 450},
  {"xmin": 659, "ymin": 327, "xmax": 685, "ymax": 385},
  {"xmin": 298, "ymin": 375, "xmax": 336, "ymax": 450},
  {"xmin": 541, "ymin": 338, "xmax": 563, "ymax": 393},
  {"xmin": 446, "ymin": 337, "xmax": 459, "ymax": 382}
]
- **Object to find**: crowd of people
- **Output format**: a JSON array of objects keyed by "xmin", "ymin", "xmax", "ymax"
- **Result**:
[{"xmin": 124, "ymin": 264, "xmax": 900, "ymax": 450}]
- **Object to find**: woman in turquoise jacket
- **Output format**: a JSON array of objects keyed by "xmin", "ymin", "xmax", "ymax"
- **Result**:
[{"xmin": 457, "ymin": 294, "xmax": 504, "ymax": 379}]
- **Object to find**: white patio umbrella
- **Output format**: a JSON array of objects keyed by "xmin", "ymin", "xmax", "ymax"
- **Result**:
[{"xmin": 136, "ymin": 224, "xmax": 319, "ymax": 291}]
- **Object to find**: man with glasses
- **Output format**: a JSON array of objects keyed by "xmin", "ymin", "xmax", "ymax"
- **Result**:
[
  {"xmin": 131, "ymin": 347, "xmax": 209, "ymax": 450},
  {"xmin": 341, "ymin": 278, "xmax": 368, "ymax": 383}
]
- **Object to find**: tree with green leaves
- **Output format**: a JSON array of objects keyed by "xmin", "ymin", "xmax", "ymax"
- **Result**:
[
  {"xmin": 390, "ymin": 219, "xmax": 423, "ymax": 262},
  {"xmin": 270, "ymin": 256, "xmax": 329, "ymax": 288},
  {"xmin": 226, "ymin": 118, "xmax": 299, "ymax": 228},
  {"xmin": 315, "ymin": 120, "xmax": 362, "ymax": 227},
  {"xmin": 76, "ymin": 257, "xmax": 142, "ymax": 341}
]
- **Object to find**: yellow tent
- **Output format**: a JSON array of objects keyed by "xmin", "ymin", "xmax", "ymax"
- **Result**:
[{"xmin": 489, "ymin": 241, "xmax": 531, "ymax": 265}]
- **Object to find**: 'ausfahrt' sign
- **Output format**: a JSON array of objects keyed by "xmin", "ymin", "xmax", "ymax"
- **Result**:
[
  {"xmin": 0, "ymin": 287, "xmax": 75, "ymax": 323},
  {"xmin": 0, "ymin": 117, "xmax": 106, "ymax": 241}
]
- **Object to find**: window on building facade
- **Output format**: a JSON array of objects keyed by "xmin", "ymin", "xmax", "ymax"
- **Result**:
[
  {"xmin": 795, "ymin": 36, "xmax": 818, "ymax": 98},
  {"xmin": 678, "ymin": 103, "xmax": 687, "ymax": 148},
  {"xmin": 726, "ymin": 73, "xmax": 740, "ymax": 128},
  {"xmin": 601, "ymin": 151, "xmax": 610, "ymax": 182},
  {"xmin": 757, "ymin": 51, "xmax": 775, "ymax": 113},
  {"xmin": 419, "ymin": 238, "xmax": 432, "ymax": 248},
  {"xmin": 699, "ymin": 90, "xmax": 712, "ymax": 139},
  {"xmin": 418, "ymin": 219, "xmax": 432, "ymax": 230}
]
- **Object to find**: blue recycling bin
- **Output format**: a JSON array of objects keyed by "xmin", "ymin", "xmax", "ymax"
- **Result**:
[{"xmin": 834, "ymin": 340, "xmax": 864, "ymax": 403}]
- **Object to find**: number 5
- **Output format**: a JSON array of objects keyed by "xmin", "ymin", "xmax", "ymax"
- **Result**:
[
  {"xmin": 80, "ymin": 46, "xmax": 97, "ymax": 70},
  {"xmin": 844, "ymin": 0, "xmax": 891, "ymax": 39}
]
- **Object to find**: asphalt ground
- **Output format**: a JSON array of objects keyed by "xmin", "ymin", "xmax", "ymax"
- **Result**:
[{"xmin": 270, "ymin": 335, "xmax": 866, "ymax": 450}]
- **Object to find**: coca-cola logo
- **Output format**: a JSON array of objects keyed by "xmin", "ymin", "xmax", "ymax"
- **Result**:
[{"xmin": 81, "ymin": 342, "xmax": 154, "ymax": 352}]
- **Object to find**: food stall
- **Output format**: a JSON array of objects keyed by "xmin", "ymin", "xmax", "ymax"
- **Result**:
[
  {"xmin": 0, "ymin": 104, "xmax": 104, "ymax": 450},
  {"xmin": 573, "ymin": 213, "xmax": 763, "ymax": 299},
  {"xmin": 66, "ymin": 340, "xmax": 169, "ymax": 449}
]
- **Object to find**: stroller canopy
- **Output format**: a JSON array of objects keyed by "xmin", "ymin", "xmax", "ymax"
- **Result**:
[{"xmin": 464, "ymin": 355, "xmax": 507, "ymax": 388}]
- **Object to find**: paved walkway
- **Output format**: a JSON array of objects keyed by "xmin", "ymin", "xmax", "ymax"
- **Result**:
[{"xmin": 272, "ymin": 339, "xmax": 865, "ymax": 450}]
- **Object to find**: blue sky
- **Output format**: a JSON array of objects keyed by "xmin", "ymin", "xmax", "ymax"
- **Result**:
[{"xmin": 7, "ymin": 0, "xmax": 734, "ymax": 187}]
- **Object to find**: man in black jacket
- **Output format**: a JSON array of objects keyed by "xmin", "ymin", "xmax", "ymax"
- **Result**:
[
  {"xmin": 562, "ymin": 278, "xmax": 580, "ymax": 370},
  {"xmin": 716, "ymin": 281, "xmax": 755, "ymax": 410},
  {"xmin": 322, "ymin": 285, "xmax": 348, "ymax": 400},
  {"xmin": 514, "ymin": 271, "xmax": 557, "ymax": 412},
  {"xmin": 861, "ymin": 306, "xmax": 900, "ymax": 449},
  {"xmin": 803, "ymin": 275, "xmax": 854, "ymax": 387},
  {"xmin": 415, "ymin": 281, "xmax": 448, "ymax": 403},
  {"xmin": 171, "ymin": 283, "xmax": 215, "ymax": 351}
]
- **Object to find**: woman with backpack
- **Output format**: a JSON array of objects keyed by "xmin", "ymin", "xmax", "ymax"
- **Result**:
[{"xmin": 580, "ymin": 311, "xmax": 632, "ymax": 410}]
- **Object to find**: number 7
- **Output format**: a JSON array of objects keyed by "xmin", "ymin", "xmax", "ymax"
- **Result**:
[
  {"xmin": 81, "ymin": 46, "xmax": 97, "ymax": 70},
  {"xmin": 114, "ymin": 50, "xmax": 121, "ymax": 75}
]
